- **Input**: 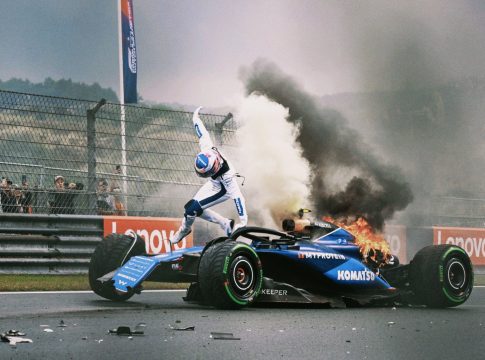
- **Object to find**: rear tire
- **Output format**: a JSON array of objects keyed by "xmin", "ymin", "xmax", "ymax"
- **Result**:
[
  {"xmin": 410, "ymin": 245, "xmax": 473, "ymax": 308},
  {"xmin": 198, "ymin": 240, "xmax": 263, "ymax": 309},
  {"xmin": 89, "ymin": 233, "xmax": 146, "ymax": 301}
]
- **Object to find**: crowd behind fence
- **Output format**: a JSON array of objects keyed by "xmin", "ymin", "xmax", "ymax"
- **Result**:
[
  {"xmin": 0, "ymin": 90, "xmax": 236, "ymax": 217},
  {"xmin": 1, "ymin": 89, "xmax": 485, "ymax": 228}
]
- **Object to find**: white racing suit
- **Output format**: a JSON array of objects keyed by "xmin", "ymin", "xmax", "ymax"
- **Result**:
[{"xmin": 170, "ymin": 107, "xmax": 248, "ymax": 244}]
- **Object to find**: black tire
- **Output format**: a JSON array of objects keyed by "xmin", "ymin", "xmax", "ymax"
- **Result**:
[
  {"xmin": 198, "ymin": 240, "xmax": 263, "ymax": 309},
  {"xmin": 89, "ymin": 233, "xmax": 146, "ymax": 301},
  {"xmin": 197, "ymin": 238, "xmax": 227, "ymax": 306},
  {"xmin": 410, "ymin": 244, "xmax": 473, "ymax": 308}
]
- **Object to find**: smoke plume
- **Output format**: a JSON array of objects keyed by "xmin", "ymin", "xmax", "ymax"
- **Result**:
[
  {"xmin": 231, "ymin": 94, "xmax": 312, "ymax": 227},
  {"xmin": 239, "ymin": 59, "xmax": 413, "ymax": 229}
]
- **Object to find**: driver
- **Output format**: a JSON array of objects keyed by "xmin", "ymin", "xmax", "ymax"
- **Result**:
[{"xmin": 170, "ymin": 107, "xmax": 248, "ymax": 244}]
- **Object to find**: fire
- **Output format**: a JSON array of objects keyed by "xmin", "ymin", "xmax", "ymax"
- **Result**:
[{"xmin": 323, "ymin": 216, "xmax": 391, "ymax": 266}]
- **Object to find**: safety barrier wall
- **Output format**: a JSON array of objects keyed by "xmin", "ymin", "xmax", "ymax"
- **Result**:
[
  {"xmin": 0, "ymin": 213, "xmax": 103, "ymax": 274},
  {"xmin": 1, "ymin": 214, "xmax": 484, "ymax": 275},
  {"xmin": 0, "ymin": 213, "xmax": 214, "ymax": 274}
]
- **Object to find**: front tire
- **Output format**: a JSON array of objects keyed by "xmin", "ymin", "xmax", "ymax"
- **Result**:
[
  {"xmin": 89, "ymin": 233, "xmax": 146, "ymax": 301},
  {"xmin": 410, "ymin": 245, "xmax": 473, "ymax": 308},
  {"xmin": 198, "ymin": 240, "xmax": 263, "ymax": 309}
]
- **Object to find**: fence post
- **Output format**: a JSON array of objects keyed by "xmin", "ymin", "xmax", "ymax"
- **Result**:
[
  {"xmin": 87, "ymin": 99, "xmax": 107, "ymax": 214},
  {"xmin": 39, "ymin": 166, "xmax": 46, "ymax": 213},
  {"xmin": 215, "ymin": 112, "xmax": 233, "ymax": 146}
]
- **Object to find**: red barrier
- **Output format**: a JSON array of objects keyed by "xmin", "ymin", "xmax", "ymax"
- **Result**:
[
  {"xmin": 434, "ymin": 226, "xmax": 485, "ymax": 265},
  {"xmin": 103, "ymin": 216, "xmax": 194, "ymax": 254}
]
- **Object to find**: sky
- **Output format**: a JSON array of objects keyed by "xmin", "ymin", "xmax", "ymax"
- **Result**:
[{"xmin": 2, "ymin": 0, "xmax": 485, "ymax": 107}]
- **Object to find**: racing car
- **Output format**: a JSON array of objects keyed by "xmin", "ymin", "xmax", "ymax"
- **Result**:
[{"xmin": 88, "ymin": 217, "xmax": 474, "ymax": 309}]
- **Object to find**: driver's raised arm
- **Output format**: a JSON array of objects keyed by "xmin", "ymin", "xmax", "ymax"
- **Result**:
[{"xmin": 192, "ymin": 106, "xmax": 214, "ymax": 150}]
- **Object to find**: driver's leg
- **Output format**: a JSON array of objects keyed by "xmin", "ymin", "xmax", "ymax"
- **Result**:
[{"xmin": 200, "ymin": 209, "xmax": 234, "ymax": 236}]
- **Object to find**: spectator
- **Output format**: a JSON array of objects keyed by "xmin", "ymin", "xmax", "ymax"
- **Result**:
[
  {"xmin": 111, "ymin": 187, "xmax": 127, "ymax": 216},
  {"xmin": 0, "ymin": 177, "xmax": 6, "ymax": 213},
  {"xmin": 111, "ymin": 165, "xmax": 121, "ymax": 191},
  {"xmin": 110, "ymin": 165, "xmax": 127, "ymax": 216},
  {"xmin": 1, "ymin": 178, "xmax": 19, "ymax": 213},
  {"xmin": 13, "ymin": 185, "xmax": 24, "ymax": 213},
  {"xmin": 20, "ymin": 176, "xmax": 33, "ymax": 214},
  {"xmin": 49, "ymin": 175, "xmax": 77, "ymax": 214},
  {"xmin": 97, "ymin": 178, "xmax": 115, "ymax": 215}
]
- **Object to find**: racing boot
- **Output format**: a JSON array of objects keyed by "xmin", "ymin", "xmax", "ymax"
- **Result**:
[
  {"xmin": 224, "ymin": 219, "xmax": 235, "ymax": 236},
  {"xmin": 170, "ymin": 215, "xmax": 195, "ymax": 244},
  {"xmin": 200, "ymin": 209, "xmax": 234, "ymax": 236}
]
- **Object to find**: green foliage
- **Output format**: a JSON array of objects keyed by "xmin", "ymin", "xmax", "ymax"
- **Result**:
[
  {"xmin": 0, "ymin": 77, "xmax": 119, "ymax": 102},
  {"xmin": 0, "ymin": 275, "xmax": 188, "ymax": 291}
]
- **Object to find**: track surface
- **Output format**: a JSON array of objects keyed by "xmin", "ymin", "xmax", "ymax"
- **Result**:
[{"xmin": 1, "ymin": 288, "xmax": 485, "ymax": 359}]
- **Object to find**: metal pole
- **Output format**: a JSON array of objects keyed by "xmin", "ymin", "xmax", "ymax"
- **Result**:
[
  {"xmin": 87, "ymin": 99, "xmax": 107, "ymax": 214},
  {"xmin": 118, "ymin": 0, "xmax": 128, "ymax": 210}
]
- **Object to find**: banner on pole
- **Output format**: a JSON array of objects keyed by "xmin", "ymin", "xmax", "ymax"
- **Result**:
[{"xmin": 121, "ymin": 0, "xmax": 137, "ymax": 103}]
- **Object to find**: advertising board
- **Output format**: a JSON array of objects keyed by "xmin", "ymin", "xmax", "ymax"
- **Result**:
[
  {"xmin": 103, "ymin": 216, "xmax": 193, "ymax": 254},
  {"xmin": 434, "ymin": 226, "xmax": 485, "ymax": 265}
]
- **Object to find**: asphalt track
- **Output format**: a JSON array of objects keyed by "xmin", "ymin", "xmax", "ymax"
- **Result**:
[{"xmin": 1, "ymin": 287, "xmax": 485, "ymax": 360}]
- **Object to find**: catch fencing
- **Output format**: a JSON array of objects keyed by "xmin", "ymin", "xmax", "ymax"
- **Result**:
[
  {"xmin": 431, "ymin": 196, "xmax": 485, "ymax": 228},
  {"xmin": 0, "ymin": 90, "xmax": 237, "ymax": 217}
]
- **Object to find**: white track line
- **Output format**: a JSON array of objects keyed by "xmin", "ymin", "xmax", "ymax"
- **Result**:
[{"xmin": 0, "ymin": 289, "xmax": 185, "ymax": 295}]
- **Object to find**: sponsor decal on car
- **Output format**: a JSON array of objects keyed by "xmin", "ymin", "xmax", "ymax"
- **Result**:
[
  {"xmin": 298, "ymin": 251, "xmax": 345, "ymax": 260},
  {"xmin": 116, "ymin": 273, "xmax": 137, "ymax": 282},
  {"xmin": 312, "ymin": 221, "xmax": 333, "ymax": 229},
  {"xmin": 337, "ymin": 270, "xmax": 376, "ymax": 281},
  {"xmin": 261, "ymin": 289, "xmax": 288, "ymax": 296}
]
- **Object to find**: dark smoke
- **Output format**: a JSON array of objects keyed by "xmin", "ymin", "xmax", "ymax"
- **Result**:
[{"xmin": 241, "ymin": 59, "xmax": 413, "ymax": 229}]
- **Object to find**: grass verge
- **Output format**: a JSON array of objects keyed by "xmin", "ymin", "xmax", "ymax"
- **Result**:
[{"xmin": 0, "ymin": 275, "xmax": 189, "ymax": 292}]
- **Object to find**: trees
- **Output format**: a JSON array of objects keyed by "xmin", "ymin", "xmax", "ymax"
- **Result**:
[{"xmin": 0, "ymin": 77, "xmax": 118, "ymax": 102}]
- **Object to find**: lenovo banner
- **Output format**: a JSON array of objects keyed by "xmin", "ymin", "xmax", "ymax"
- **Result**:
[
  {"xmin": 384, "ymin": 224, "xmax": 407, "ymax": 263},
  {"xmin": 103, "ymin": 216, "xmax": 193, "ymax": 254},
  {"xmin": 434, "ymin": 226, "xmax": 485, "ymax": 265}
]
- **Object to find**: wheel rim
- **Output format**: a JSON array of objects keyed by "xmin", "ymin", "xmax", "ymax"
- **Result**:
[
  {"xmin": 447, "ymin": 258, "xmax": 466, "ymax": 290},
  {"xmin": 230, "ymin": 256, "xmax": 254, "ymax": 294}
]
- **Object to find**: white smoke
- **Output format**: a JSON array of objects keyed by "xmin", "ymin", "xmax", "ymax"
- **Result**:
[{"xmin": 230, "ymin": 94, "xmax": 311, "ymax": 228}]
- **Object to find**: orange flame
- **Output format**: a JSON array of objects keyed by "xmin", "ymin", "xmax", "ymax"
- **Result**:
[{"xmin": 323, "ymin": 216, "xmax": 391, "ymax": 266}]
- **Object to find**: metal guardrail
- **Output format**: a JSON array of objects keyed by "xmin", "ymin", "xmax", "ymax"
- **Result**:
[
  {"xmin": 2, "ymin": 214, "xmax": 485, "ymax": 276},
  {"xmin": 0, "ymin": 214, "xmax": 103, "ymax": 274}
]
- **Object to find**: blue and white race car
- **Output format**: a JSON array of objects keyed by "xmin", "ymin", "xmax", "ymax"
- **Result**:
[{"xmin": 89, "ymin": 217, "xmax": 473, "ymax": 309}]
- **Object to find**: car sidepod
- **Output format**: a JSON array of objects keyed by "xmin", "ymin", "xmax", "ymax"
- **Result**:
[{"xmin": 254, "ymin": 242, "xmax": 396, "ymax": 305}]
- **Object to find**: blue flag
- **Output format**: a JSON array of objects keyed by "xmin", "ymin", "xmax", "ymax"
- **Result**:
[{"xmin": 121, "ymin": 0, "xmax": 137, "ymax": 103}]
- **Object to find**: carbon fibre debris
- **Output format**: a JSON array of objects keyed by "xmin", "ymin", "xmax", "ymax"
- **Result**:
[{"xmin": 210, "ymin": 332, "xmax": 240, "ymax": 340}]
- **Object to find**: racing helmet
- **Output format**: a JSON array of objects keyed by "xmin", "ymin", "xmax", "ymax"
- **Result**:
[{"xmin": 194, "ymin": 149, "xmax": 223, "ymax": 178}]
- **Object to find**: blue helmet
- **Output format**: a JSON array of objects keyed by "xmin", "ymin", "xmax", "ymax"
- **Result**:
[{"xmin": 194, "ymin": 149, "xmax": 222, "ymax": 178}]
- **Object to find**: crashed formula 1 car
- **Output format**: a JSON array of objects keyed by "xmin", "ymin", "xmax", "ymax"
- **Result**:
[{"xmin": 89, "ymin": 217, "xmax": 474, "ymax": 309}]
